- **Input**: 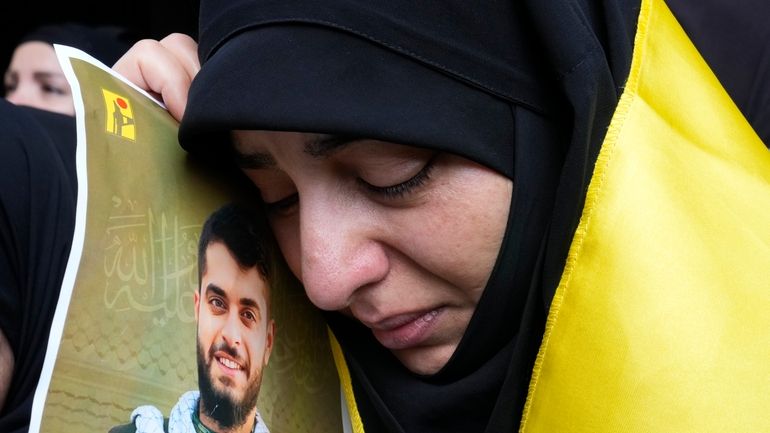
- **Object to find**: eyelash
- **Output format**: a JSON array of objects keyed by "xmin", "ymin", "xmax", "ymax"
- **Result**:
[
  {"xmin": 42, "ymin": 84, "xmax": 66, "ymax": 95},
  {"xmin": 209, "ymin": 297, "xmax": 258, "ymax": 323},
  {"xmin": 264, "ymin": 154, "xmax": 438, "ymax": 214},
  {"xmin": 210, "ymin": 297, "xmax": 225, "ymax": 310},
  {"xmin": 264, "ymin": 193, "xmax": 299, "ymax": 215},
  {"xmin": 358, "ymin": 155, "xmax": 437, "ymax": 199},
  {"xmin": 2, "ymin": 83, "xmax": 65, "ymax": 96}
]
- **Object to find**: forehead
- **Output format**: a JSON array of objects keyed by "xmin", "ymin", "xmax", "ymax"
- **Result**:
[
  {"xmin": 231, "ymin": 130, "xmax": 431, "ymax": 170},
  {"xmin": 10, "ymin": 41, "xmax": 60, "ymax": 70},
  {"xmin": 231, "ymin": 130, "xmax": 350, "ymax": 165},
  {"xmin": 203, "ymin": 242, "xmax": 269, "ymax": 303}
]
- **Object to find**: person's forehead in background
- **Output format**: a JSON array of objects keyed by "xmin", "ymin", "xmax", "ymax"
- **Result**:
[
  {"xmin": 4, "ymin": 22, "xmax": 139, "ymax": 116},
  {"xmin": 4, "ymin": 41, "xmax": 73, "ymax": 115}
]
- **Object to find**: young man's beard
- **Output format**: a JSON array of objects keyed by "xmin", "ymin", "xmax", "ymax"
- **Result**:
[{"xmin": 197, "ymin": 339, "xmax": 263, "ymax": 430}]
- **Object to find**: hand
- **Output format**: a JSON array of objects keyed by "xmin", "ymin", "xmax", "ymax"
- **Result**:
[{"xmin": 113, "ymin": 33, "xmax": 200, "ymax": 122}]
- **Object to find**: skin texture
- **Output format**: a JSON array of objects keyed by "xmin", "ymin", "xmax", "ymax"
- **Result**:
[
  {"xmin": 194, "ymin": 242, "xmax": 274, "ymax": 433},
  {"xmin": 232, "ymin": 131, "xmax": 512, "ymax": 375},
  {"xmin": 0, "ymin": 328, "xmax": 12, "ymax": 411},
  {"xmin": 112, "ymin": 33, "xmax": 199, "ymax": 121},
  {"xmin": 4, "ymin": 42, "xmax": 74, "ymax": 115}
]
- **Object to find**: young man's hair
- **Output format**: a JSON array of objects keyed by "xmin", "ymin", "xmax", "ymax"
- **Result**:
[{"xmin": 197, "ymin": 203, "xmax": 273, "ymax": 289}]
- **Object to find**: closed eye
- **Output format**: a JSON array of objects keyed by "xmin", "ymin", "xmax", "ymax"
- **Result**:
[
  {"xmin": 359, "ymin": 154, "xmax": 437, "ymax": 199},
  {"xmin": 264, "ymin": 192, "xmax": 298, "ymax": 216}
]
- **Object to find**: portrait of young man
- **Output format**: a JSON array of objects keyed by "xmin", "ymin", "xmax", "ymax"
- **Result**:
[{"xmin": 111, "ymin": 203, "xmax": 275, "ymax": 433}]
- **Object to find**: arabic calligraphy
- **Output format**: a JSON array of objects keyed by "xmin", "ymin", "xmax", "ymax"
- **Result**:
[{"xmin": 103, "ymin": 195, "xmax": 200, "ymax": 324}]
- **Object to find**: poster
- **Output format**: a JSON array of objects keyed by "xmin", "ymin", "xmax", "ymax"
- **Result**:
[{"xmin": 29, "ymin": 46, "xmax": 344, "ymax": 433}]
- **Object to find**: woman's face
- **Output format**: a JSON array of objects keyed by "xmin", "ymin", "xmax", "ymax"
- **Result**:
[
  {"xmin": 232, "ymin": 130, "xmax": 512, "ymax": 375},
  {"xmin": 4, "ymin": 41, "xmax": 74, "ymax": 115}
]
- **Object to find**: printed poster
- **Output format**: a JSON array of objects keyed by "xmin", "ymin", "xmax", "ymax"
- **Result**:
[{"xmin": 30, "ymin": 46, "xmax": 344, "ymax": 433}]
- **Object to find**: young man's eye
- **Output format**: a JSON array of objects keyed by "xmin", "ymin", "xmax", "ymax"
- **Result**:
[
  {"xmin": 359, "ymin": 155, "xmax": 437, "ymax": 199},
  {"xmin": 209, "ymin": 297, "xmax": 226, "ymax": 311},
  {"xmin": 241, "ymin": 310, "xmax": 257, "ymax": 323}
]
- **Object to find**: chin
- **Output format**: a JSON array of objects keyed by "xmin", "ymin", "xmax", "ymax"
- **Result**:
[{"xmin": 395, "ymin": 346, "xmax": 453, "ymax": 376}]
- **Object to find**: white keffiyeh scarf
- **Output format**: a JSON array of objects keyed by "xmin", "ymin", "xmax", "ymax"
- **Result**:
[{"xmin": 130, "ymin": 391, "xmax": 270, "ymax": 433}]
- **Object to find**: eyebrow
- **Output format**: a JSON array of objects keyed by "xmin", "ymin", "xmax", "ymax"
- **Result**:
[
  {"xmin": 32, "ymin": 71, "xmax": 66, "ymax": 81},
  {"xmin": 232, "ymin": 149, "xmax": 275, "ymax": 169},
  {"xmin": 206, "ymin": 284, "xmax": 262, "ymax": 312},
  {"xmin": 232, "ymin": 134, "xmax": 364, "ymax": 169},
  {"xmin": 304, "ymin": 134, "xmax": 362, "ymax": 157}
]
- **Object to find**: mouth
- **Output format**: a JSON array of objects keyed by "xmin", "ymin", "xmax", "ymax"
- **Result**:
[
  {"xmin": 366, "ymin": 307, "xmax": 443, "ymax": 350},
  {"xmin": 214, "ymin": 353, "xmax": 245, "ymax": 376}
]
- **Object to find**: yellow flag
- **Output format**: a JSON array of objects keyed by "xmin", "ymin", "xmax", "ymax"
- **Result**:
[{"xmin": 521, "ymin": 0, "xmax": 770, "ymax": 431}]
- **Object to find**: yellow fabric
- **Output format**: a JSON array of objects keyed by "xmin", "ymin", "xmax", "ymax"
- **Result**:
[
  {"xmin": 329, "ymin": 329, "xmax": 366, "ymax": 433},
  {"xmin": 521, "ymin": 0, "xmax": 770, "ymax": 431}
]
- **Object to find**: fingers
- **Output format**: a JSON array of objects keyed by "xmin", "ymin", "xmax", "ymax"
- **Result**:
[
  {"xmin": 113, "ymin": 33, "xmax": 199, "ymax": 122},
  {"xmin": 159, "ymin": 33, "xmax": 201, "ymax": 85}
]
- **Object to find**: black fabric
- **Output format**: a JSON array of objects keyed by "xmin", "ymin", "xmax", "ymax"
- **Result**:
[
  {"xmin": 667, "ymin": 0, "xmax": 770, "ymax": 146},
  {"xmin": 524, "ymin": 0, "xmax": 641, "ymax": 307},
  {"xmin": 0, "ymin": 100, "xmax": 76, "ymax": 433},
  {"xmin": 180, "ymin": 24, "xmax": 517, "ymax": 179},
  {"xmin": 178, "ymin": 1, "xmax": 639, "ymax": 432},
  {"xmin": 19, "ymin": 22, "xmax": 138, "ymax": 67}
]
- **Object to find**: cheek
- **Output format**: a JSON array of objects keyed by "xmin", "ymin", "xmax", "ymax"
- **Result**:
[
  {"xmin": 51, "ymin": 99, "xmax": 75, "ymax": 116},
  {"xmin": 396, "ymin": 166, "xmax": 512, "ymax": 294},
  {"xmin": 246, "ymin": 328, "xmax": 268, "ymax": 369},
  {"xmin": 269, "ymin": 216, "xmax": 302, "ymax": 278},
  {"xmin": 197, "ymin": 317, "xmax": 215, "ymax": 348}
]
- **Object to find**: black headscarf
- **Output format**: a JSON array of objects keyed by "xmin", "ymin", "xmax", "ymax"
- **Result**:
[
  {"xmin": 179, "ymin": 1, "xmax": 639, "ymax": 431},
  {"xmin": 19, "ymin": 22, "xmax": 138, "ymax": 67},
  {"xmin": 0, "ymin": 100, "xmax": 76, "ymax": 433}
]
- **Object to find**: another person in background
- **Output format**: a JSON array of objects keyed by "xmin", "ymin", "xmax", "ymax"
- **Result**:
[
  {"xmin": 0, "ymin": 22, "xmax": 137, "ymax": 433},
  {"xmin": 0, "ymin": 98, "xmax": 76, "ymax": 433},
  {"xmin": 3, "ymin": 22, "xmax": 138, "ymax": 115}
]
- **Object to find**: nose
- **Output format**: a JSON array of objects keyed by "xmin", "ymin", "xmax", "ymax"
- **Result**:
[
  {"xmin": 298, "ymin": 191, "xmax": 389, "ymax": 311},
  {"xmin": 220, "ymin": 309, "xmax": 242, "ymax": 347},
  {"xmin": 5, "ymin": 82, "xmax": 41, "ymax": 109}
]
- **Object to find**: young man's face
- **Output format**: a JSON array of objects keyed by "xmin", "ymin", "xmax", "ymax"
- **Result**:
[
  {"xmin": 194, "ymin": 241, "xmax": 274, "ymax": 427},
  {"xmin": 231, "ymin": 130, "xmax": 511, "ymax": 375}
]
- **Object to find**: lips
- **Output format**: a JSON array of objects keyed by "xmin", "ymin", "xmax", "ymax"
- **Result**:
[
  {"xmin": 218, "ymin": 356, "xmax": 241, "ymax": 370},
  {"xmin": 368, "ymin": 307, "xmax": 443, "ymax": 350},
  {"xmin": 214, "ymin": 352, "xmax": 246, "ymax": 377}
]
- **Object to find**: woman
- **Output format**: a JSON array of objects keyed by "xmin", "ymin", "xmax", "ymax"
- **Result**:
[
  {"xmin": 179, "ymin": 1, "xmax": 597, "ymax": 431},
  {"xmin": 0, "ymin": 22, "xmax": 139, "ymax": 432},
  {"xmin": 0, "ymin": 99, "xmax": 76, "ymax": 432},
  {"xmin": 115, "ymin": 0, "xmax": 770, "ymax": 431},
  {"xmin": 4, "ymin": 23, "xmax": 137, "ymax": 115}
]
